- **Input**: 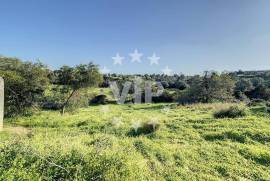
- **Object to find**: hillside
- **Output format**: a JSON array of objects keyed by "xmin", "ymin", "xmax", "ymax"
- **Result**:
[{"xmin": 1, "ymin": 103, "xmax": 270, "ymax": 180}]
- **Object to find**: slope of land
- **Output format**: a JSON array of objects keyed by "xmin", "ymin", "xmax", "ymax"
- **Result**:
[{"xmin": 0, "ymin": 103, "xmax": 270, "ymax": 180}]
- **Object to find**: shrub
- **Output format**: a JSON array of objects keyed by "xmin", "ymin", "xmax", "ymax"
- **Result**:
[
  {"xmin": 266, "ymin": 107, "xmax": 270, "ymax": 114},
  {"xmin": 246, "ymin": 86, "xmax": 270, "ymax": 101},
  {"xmin": 182, "ymin": 72, "xmax": 235, "ymax": 104},
  {"xmin": 141, "ymin": 121, "xmax": 160, "ymax": 133},
  {"xmin": 248, "ymin": 99, "xmax": 265, "ymax": 107},
  {"xmin": 90, "ymin": 95, "xmax": 108, "ymax": 105},
  {"xmin": 178, "ymin": 90, "xmax": 196, "ymax": 105},
  {"xmin": 42, "ymin": 87, "xmax": 89, "ymax": 112},
  {"xmin": 129, "ymin": 120, "xmax": 160, "ymax": 136},
  {"xmin": 214, "ymin": 105, "xmax": 247, "ymax": 118},
  {"xmin": 152, "ymin": 90, "xmax": 177, "ymax": 103},
  {"xmin": 0, "ymin": 57, "xmax": 49, "ymax": 117},
  {"xmin": 41, "ymin": 101, "xmax": 61, "ymax": 110}
]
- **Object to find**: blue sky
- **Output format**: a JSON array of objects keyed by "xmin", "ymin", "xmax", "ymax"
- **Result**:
[{"xmin": 0, "ymin": 0, "xmax": 270, "ymax": 74}]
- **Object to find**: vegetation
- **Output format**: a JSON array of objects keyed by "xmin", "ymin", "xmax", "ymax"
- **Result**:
[
  {"xmin": 52, "ymin": 64, "xmax": 103, "ymax": 115},
  {"xmin": 178, "ymin": 72, "xmax": 235, "ymax": 104},
  {"xmin": 0, "ymin": 57, "xmax": 49, "ymax": 117},
  {"xmin": 1, "ymin": 56, "xmax": 270, "ymax": 116},
  {"xmin": 213, "ymin": 105, "xmax": 248, "ymax": 118},
  {"xmin": 90, "ymin": 95, "xmax": 108, "ymax": 105},
  {"xmin": 1, "ymin": 56, "xmax": 270, "ymax": 180},
  {"xmin": 1, "ymin": 103, "xmax": 270, "ymax": 180},
  {"xmin": 104, "ymin": 70, "xmax": 270, "ymax": 104}
]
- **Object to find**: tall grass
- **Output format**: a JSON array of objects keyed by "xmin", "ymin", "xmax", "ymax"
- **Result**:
[
  {"xmin": 213, "ymin": 105, "xmax": 248, "ymax": 118},
  {"xmin": 1, "ymin": 103, "xmax": 270, "ymax": 180}
]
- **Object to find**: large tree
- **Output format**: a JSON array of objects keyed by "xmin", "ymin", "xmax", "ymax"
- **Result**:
[
  {"xmin": 0, "ymin": 57, "xmax": 49, "ymax": 116},
  {"xmin": 54, "ymin": 63, "xmax": 103, "ymax": 115},
  {"xmin": 184, "ymin": 71, "xmax": 235, "ymax": 103}
]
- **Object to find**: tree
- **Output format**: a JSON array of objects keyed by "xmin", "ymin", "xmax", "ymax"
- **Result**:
[
  {"xmin": 0, "ymin": 57, "xmax": 49, "ymax": 116},
  {"xmin": 235, "ymin": 79, "xmax": 254, "ymax": 93},
  {"xmin": 234, "ymin": 79, "xmax": 253, "ymax": 101},
  {"xmin": 251, "ymin": 77, "xmax": 265, "ymax": 87},
  {"xmin": 182, "ymin": 72, "xmax": 235, "ymax": 103},
  {"xmin": 174, "ymin": 80, "xmax": 188, "ymax": 90},
  {"xmin": 246, "ymin": 86, "xmax": 270, "ymax": 100},
  {"xmin": 54, "ymin": 63, "xmax": 103, "ymax": 115}
]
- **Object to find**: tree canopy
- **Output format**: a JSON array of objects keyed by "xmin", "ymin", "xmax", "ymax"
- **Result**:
[
  {"xmin": 0, "ymin": 57, "xmax": 49, "ymax": 116},
  {"xmin": 53, "ymin": 63, "xmax": 103, "ymax": 114}
]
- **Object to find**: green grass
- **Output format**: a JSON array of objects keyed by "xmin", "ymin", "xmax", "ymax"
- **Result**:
[{"xmin": 1, "ymin": 103, "xmax": 270, "ymax": 180}]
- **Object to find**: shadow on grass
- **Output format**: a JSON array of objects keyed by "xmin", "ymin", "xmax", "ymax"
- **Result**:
[
  {"xmin": 132, "ymin": 104, "xmax": 177, "ymax": 111},
  {"xmin": 250, "ymin": 106, "xmax": 266, "ymax": 113},
  {"xmin": 239, "ymin": 149, "xmax": 270, "ymax": 166},
  {"xmin": 203, "ymin": 131, "xmax": 247, "ymax": 143}
]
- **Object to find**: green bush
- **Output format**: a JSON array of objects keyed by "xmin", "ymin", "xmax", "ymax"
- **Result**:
[
  {"xmin": 0, "ymin": 57, "xmax": 49, "ymax": 117},
  {"xmin": 266, "ymin": 107, "xmax": 270, "ymax": 115},
  {"xmin": 141, "ymin": 121, "xmax": 160, "ymax": 133},
  {"xmin": 152, "ymin": 90, "xmax": 177, "ymax": 103},
  {"xmin": 214, "ymin": 105, "xmax": 247, "ymax": 118},
  {"xmin": 178, "ymin": 90, "xmax": 196, "ymax": 105},
  {"xmin": 129, "ymin": 120, "xmax": 160, "ymax": 136},
  {"xmin": 42, "ymin": 86, "xmax": 91, "ymax": 112},
  {"xmin": 248, "ymin": 99, "xmax": 266, "ymax": 107},
  {"xmin": 90, "ymin": 95, "xmax": 108, "ymax": 105}
]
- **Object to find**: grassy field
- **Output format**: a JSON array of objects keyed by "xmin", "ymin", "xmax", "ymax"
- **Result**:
[{"xmin": 1, "ymin": 103, "xmax": 270, "ymax": 180}]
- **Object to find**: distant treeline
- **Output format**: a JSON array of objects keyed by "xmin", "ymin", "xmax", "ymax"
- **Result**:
[
  {"xmin": 101, "ymin": 70, "xmax": 270, "ymax": 104},
  {"xmin": 1, "ymin": 56, "xmax": 270, "ymax": 117}
]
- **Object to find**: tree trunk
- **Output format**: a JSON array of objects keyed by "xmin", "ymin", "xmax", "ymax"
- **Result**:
[
  {"xmin": 60, "ymin": 106, "xmax": 65, "ymax": 115},
  {"xmin": 60, "ymin": 89, "xmax": 76, "ymax": 115}
]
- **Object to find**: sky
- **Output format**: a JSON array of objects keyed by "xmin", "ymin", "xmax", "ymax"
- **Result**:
[{"xmin": 0, "ymin": 0, "xmax": 270, "ymax": 75}]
